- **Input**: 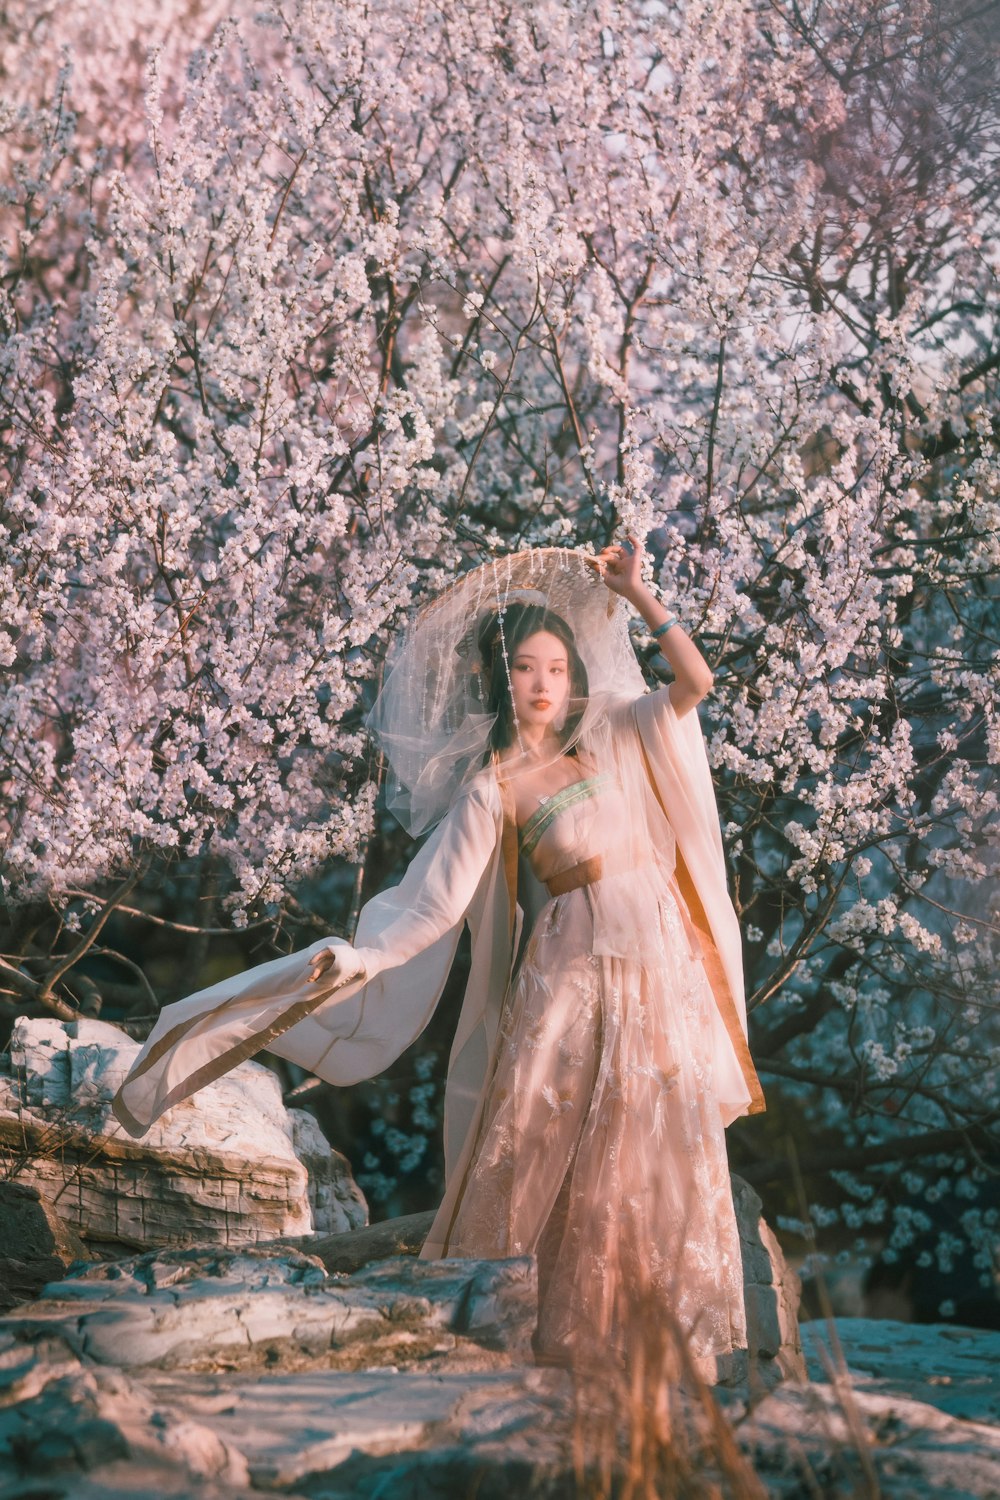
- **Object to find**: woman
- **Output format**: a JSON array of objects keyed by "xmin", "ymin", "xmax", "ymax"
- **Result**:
[{"xmin": 113, "ymin": 540, "xmax": 763, "ymax": 1372}]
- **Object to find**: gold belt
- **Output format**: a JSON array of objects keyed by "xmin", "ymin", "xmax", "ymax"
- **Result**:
[{"xmin": 545, "ymin": 856, "xmax": 604, "ymax": 897}]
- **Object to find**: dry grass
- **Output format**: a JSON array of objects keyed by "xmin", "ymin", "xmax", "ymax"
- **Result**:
[{"xmin": 567, "ymin": 1274, "xmax": 767, "ymax": 1500}]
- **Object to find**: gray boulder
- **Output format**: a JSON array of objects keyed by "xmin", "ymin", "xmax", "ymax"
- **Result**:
[
  {"xmin": 0, "ymin": 1180, "xmax": 93, "ymax": 1313},
  {"xmin": 0, "ymin": 1017, "xmax": 367, "ymax": 1260},
  {"xmin": 730, "ymin": 1173, "xmax": 806, "ymax": 1386},
  {"xmin": 2, "ymin": 1244, "xmax": 999, "ymax": 1497}
]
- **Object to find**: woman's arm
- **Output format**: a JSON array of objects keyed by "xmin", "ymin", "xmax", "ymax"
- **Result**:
[{"xmin": 590, "ymin": 536, "xmax": 714, "ymax": 718}]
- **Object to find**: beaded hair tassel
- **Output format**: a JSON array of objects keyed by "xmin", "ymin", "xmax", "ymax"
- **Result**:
[{"xmin": 491, "ymin": 557, "xmax": 526, "ymax": 756}]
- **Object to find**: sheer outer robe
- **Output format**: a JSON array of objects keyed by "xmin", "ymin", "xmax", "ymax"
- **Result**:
[
  {"xmin": 633, "ymin": 688, "xmax": 765, "ymax": 1123},
  {"xmin": 112, "ymin": 691, "xmax": 763, "ymax": 1183},
  {"xmin": 111, "ymin": 783, "xmax": 507, "ymax": 1141}
]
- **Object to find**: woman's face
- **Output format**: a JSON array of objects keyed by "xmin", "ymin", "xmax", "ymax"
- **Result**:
[{"xmin": 508, "ymin": 630, "xmax": 571, "ymax": 732}]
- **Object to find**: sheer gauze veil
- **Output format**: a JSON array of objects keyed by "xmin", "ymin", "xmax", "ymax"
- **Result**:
[{"xmin": 366, "ymin": 547, "xmax": 647, "ymax": 837}]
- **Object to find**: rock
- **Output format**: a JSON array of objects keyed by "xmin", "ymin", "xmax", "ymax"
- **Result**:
[
  {"xmin": 802, "ymin": 1317, "xmax": 1000, "ymax": 1425},
  {"xmin": 287, "ymin": 1106, "xmax": 368, "ymax": 1236},
  {"xmin": 0, "ymin": 1248, "xmax": 574, "ymax": 1497},
  {"xmin": 713, "ymin": 1317, "xmax": 1000, "ymax": 1497},
  {"xmin": 0, "ymin": 1330, "xmax": 251, "ymax": 1492},
  {"xmin": 349, "ymin": 1255, "xmax": 539, "ymax": 1358},
  {"xmin": 742, "ymin": 1365, "xmax": 1000, "ymax": 1499},
  {"xmin": 0, "ymin": 1181, "xmax": 93, "ymax": 1314},
  {"xmin": 0, "ymin": 1017, "xmax": 368, "ymax": 1256},
  {"xmin": 0, "ymin": 1245, "xmax": 538, "ymax": 1372},
  {"xmin": 730, "ymin": 1173, "xmax": 806, "ymax": 1388},
  {"xmin": 142, "ymin": 1365, "xmax": 570, "ymax": 1494},
  {"xmin": 287, "ymin": 1208, "xmax": 437, "ymax": 1273},
  {"xmin": 3, "ymin": 1243, "xmax": 1000, "ymax": 1500},
  {"xmin": 287, "ymin": 1179, "xmax": 804, "ymax": 1388}
]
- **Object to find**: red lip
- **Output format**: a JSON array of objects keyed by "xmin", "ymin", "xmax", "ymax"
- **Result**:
[{"xmin": 531, "ymin": 699, "xmax": 551, "ymax": 709}]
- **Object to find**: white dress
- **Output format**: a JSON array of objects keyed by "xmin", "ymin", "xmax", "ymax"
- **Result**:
[{"xmin": 425, "ymin": 771, "xmax": 747, "ymax": 1363}]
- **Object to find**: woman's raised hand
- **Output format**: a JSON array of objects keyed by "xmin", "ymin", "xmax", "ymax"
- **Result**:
[{"xmin": 587, "ymin": 534, "xmax": 644, "ymax": 600}]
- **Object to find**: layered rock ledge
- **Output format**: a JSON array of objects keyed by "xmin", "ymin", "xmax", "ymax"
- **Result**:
[
  {"xmin": 3, "ymin": 1015, "xmax": 996, "ymax": 1495},
  {"xmin": 0, "ymin": 1017, "xmax": 367, "ymax": 1275},
  {"xmin": 0, "ymin": 1244, "xmax": 998, "ymax": 1499}
]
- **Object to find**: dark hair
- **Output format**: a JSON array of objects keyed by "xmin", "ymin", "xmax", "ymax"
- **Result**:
[{"xmin": 477, "ymin": 602, "xmax": 589, "ymax": 753}]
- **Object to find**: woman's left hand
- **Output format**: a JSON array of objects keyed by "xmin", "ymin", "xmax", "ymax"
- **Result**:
[
  {"xmin": 309, "ymin": 949, "xmax": 335, "ymax": 984},
  {"xmin": 587, "ymin": 534, "xmax": 644, "ymax": 600}
]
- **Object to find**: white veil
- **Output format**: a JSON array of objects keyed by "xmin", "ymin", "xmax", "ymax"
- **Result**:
[{"xmin": 366, "ymin": 547, "xmax": 647, "ymax": 836}]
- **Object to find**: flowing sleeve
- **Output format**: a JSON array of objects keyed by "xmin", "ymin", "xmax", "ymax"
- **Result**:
[
  {"xmin": 636, "ymin": 683, "xmax": 731, "ymax": 867},
  {"xmin": 347, "ymin": 781, "xmax": 499, "ymax": 983},
  {"xmin": 632, "ymin": 684, "xmax": 766, "ymax": 1123},
  {"xmin": 112, "ymin": 782, "xmax": 501, "ymax": 1138}
]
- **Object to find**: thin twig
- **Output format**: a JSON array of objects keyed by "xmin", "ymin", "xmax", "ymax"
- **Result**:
[{"xmin": 38, "ymin": 867, "xmax": 144, "ymax": 1003}]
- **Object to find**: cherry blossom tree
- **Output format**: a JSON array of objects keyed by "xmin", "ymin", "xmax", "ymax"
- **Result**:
[{"xmin": 2, "ymin": 0, "xmax": 998, "ymax": 1290}]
